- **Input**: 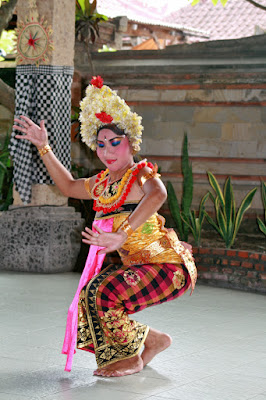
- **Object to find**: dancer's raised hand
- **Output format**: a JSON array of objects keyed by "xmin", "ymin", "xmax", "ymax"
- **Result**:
[{"xmin": 13, "ymin": 115, "xmax": 48, "ymax": 149}]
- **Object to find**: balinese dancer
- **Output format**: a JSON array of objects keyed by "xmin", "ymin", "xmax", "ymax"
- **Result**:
[{"xmin": 13, "ymin": 76, "xmax": 197, "ymax": 377}]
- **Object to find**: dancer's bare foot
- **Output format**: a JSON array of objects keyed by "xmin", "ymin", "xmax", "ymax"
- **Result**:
[
  {"xmin": 93, "ymin": 354, "xmax": 143, "ymax": 377},
  {"xmin": 141, "ymin": 328, "xmax": 172, "ymax": 367}
]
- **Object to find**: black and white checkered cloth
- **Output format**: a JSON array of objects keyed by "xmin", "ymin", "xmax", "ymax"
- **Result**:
[{"xmin": 9, "ymin": 65, "xmax": 74, "ymax": 204}]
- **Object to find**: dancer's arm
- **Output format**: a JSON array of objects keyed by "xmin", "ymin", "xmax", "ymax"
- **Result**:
[
  {"xmin": 82, "ymin": 166, "xmax": 167, "ymax": 253},
  {"xmin": 126, "ymin": 166, "xmax": 167, "ymax": 231},
  {"xmin": 13, "ymin": 116, "xmax": 91, "ymax": 199}
]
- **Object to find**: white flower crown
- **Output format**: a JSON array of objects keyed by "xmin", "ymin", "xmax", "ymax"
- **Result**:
[{"xmin": 79, "ymin": 76, "xmax": 143, "ymax": 152}]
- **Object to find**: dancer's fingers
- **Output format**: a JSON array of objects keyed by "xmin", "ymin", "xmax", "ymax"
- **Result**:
[
  {"xmin": 93, "ymin": 225, "xmax": 104, "ymax": 234},
  {"xmin": 15, "ymin": 134, "xmax": 31, "ymax": 140},
  {"xmin": 13, "ymin": 119, "xmax": 28, "ymax": 129},
  {"xmin": 85, "ymin": 226, "xmax": 100, "ymax": 238},
  {"xmin": 85, "ymin": 227, "xmax": 94, "ymax": 235},
  {"xmin": 20, "ymin": 115, "xmax": 34, "ymax": 125},
  {"xmin": 13, "ymin": 125, "xmax": 28, "ymax": 134},
  {"xmin": 40, "ymin": 120, "xmax": 46, "ymax": 130}
]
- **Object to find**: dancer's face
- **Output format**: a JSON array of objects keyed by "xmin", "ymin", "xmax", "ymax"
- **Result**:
[{"xmin": 96, "ymin": 129, "xmax": 133, "ymax": 171}]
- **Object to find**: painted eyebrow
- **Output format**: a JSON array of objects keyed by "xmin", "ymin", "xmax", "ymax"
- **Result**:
[{"xmin": 96, "ymin": 136, "xmax": 123, "ymax": 143}]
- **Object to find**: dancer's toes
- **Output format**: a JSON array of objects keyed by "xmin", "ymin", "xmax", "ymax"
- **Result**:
[
  {"xmin": 93, "ymin": 355, "xmax": 143, "ymax": 378},
  {"xmin": 93, "ymin": 367, "xmax": 107, "ymax": 376}
]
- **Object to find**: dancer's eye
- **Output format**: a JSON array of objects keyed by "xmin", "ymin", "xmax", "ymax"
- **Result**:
[
  {"xmin": 97, "ymin": 142, "xmax": 104, "ymax": 148},
  {"xmin": 111, "ymin": 140, "xmax": 121, "ymax": 147}
]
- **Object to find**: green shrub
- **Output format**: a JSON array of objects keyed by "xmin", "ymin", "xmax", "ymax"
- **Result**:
[
  {"xmin": 204, "ymin": 172, "xmax": 257, "ymax": 248},
  {"xmin": 181, "ymin": 192, "xmax": 209, "ymax": 247}
]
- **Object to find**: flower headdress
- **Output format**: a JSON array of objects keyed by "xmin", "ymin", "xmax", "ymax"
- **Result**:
[{"xmin": 79, "ymin": 76, "xmax": 143, "ymax": 152}]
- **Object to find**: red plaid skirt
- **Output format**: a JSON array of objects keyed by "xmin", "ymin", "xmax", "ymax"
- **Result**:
[{"xmin": 77, "ymin": 262, "xmax": 190, "ymax": 368}]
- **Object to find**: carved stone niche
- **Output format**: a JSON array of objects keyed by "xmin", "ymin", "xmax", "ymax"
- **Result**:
[{"xmin": 0, "ymin": 206, "xmax": 85, "ymax": 272}]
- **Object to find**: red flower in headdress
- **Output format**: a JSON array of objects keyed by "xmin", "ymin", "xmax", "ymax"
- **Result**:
[
  {"xmin": 90, "ymin": 75, "xmax": 104, "ymax": 88},
  {"xmin": 95, "ymin": 111, "xmax": 113, "ymax": 123}
]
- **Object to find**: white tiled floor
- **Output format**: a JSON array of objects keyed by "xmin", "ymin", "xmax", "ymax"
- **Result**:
[{"xmin": 0, "ymin": 271, "xmax": 266, "ymax": 400}]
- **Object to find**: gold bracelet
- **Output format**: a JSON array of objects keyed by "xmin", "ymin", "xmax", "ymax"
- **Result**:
[
  {"xmin": 139, "ymin": 163, "xmax": 161, "ymax": 188},
  {"xmin": 38, "ymin": 144, "xmax": 51, "ymax": 157},
  {"xmin": 119, "ymin": 219, "xmax": 134, "ymax": 237}
]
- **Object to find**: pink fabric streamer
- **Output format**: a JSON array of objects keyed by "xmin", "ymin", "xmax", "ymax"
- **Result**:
[{"xmin": 62, "ymin": 218, "xmax": 114, "ymax": 372}]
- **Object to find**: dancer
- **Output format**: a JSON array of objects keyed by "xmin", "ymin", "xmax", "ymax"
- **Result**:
[{"xmin": 13, "ymin": 76, "xmax": 197, "ymax": 377}]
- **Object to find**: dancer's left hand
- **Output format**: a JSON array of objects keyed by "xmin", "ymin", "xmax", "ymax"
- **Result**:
[{"xmin": 81, "ymin": 225, "xmax": 127, "ymax": 255}]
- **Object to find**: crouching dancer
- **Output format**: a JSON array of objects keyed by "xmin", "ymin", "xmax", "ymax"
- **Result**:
[{"xmin": 13, "ymin": 76, "xmax": 197, "ymax": 377}]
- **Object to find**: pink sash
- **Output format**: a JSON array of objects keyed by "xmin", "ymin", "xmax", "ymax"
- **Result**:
[{"xmin": 62, "ymin": 218, "xmax": 114, "ymax": 372}]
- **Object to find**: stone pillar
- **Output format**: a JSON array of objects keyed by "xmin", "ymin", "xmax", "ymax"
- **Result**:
[
  {"xmin": 12, "ymin": 0, "xmax": 76, "ymax": 206},
  {"xmin": 1, "ymin": 0, "xmax": 85, "ymax": 272}
]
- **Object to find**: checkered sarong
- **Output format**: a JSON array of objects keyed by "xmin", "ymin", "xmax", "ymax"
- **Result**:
[
  {"xmin": 77, "ymin": 262, "xmax": 190, "ymax": 368},
  {"xmin": 9, "ymin": 65, "xmax": 73, "ymax": 204}
]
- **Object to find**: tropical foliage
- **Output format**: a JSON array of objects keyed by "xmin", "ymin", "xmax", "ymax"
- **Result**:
[
  {"xmin": 204, "ymin": 172, "xmax": 257, "ymax": 248},
  {"xmin": 75, "ymin": 0, "xmax": 108, "ymax": 74},
  {"xmin": 167, "ymin": 133, "xmax": 193, "ymax": 241},
  {"xmin": 0, "ymin": 29, "xmax": 15, "ymax": 60},
  {"xmin": 75, "ymin": 0, "xmax": 108, "ymax": 43},
  {"xmin": 257, "ymin": 181, "xmax": 266, "ymax": 235},
  {"xmin": 181, "ymin": 192, "xmax": 209, "ymax": 246},
  {"xmin": 0, "ymin": 130, "xmax": 13, "ymax": 211}
]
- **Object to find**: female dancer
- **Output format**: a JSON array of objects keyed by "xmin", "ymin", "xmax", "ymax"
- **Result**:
[{"xmin": 13, "ymin": 76, "xmax": 197, "ymax": 378}]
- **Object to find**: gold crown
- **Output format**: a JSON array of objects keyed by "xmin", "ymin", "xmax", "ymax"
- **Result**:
[{"xmin": 79, "ymin": 76, "xmax": 143, "ymax": 152}]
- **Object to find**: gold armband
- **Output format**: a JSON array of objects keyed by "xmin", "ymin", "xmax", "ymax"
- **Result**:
[
  {"xmin": 84, "ymin": 177, "xmax": 92, "ymax": 197},
  {"xmin": 139, "ymin": 163, "xmax": 161, "ymax": 188},
  {"xmin": 119, "ymin": 219, "xmax": 134, "ymax": 237},
  {"xmin": 38, "ymin": 144, "xmax": 52, "ymax": 157}
]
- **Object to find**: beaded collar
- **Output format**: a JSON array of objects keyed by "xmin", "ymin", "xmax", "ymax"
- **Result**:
[{"xmin": 91, "ymin": 160, "xmax": 153, "ymax": 214}]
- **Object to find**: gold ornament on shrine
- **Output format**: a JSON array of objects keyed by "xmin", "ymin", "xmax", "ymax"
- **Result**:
[{"xmin": 15, "ymin": 0, "xmax": 53, "ymax": 66}]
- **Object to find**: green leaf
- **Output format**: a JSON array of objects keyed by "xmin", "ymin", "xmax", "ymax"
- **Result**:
[
  {"xmin": 257, "ymin": 218, "xmax": 266, "ymax": 235},
  {"xmin": 261, "ymin": 181, "xmax": 266, "ymax": 210},
  {"xmin": 231, "ymin": 188, "xmax": 257, "ymax": 246},
  {"xmin": 231, "ymin": 183, "xmax": 236, "ymax": 226},
  {"xmin": 198, "ymin": 192, "xmax": 209, "ymax": 224},
  {"xmin": 167, "ymin": 181, "xmax": 183, "ymax": 237},
  {"xmin": 190, "ymin": 210, "xmax": 197, "ymax": 232},
  {"xmin": 217, "ymin": 207, "xmax": 226, "ymax": 240},
  {"xmin": 191, "ymin": 0, "xmax": 200, "ymax": 5},
  {"xmin": 77, "ymin": 0, "xmax": 85, "ymax": 13},
  {"xmin": 211, "ymin": 0, "xmax": 219, "ymax": 5},
  {"xmin": 84, "ymin": 0, "xmax": 91, "ymax": 17},
  {"xmin": 224, "ymin": 176, "xmax": 232, "ymax": 233},
  {"xmin": 0, "ymin": 161, "xmax": 7, "ymax": 171},
  {"xmin": 207, "ymin": 171, "xmax": 225, "ymax": 207},
  {"xmin": 204, "ymin": 211, "xmax": 221, "ymax": 234},
  {"xmin": 220, "ymin": 0, "xmax": 229, "ymax": 5},
  {"xmin": 208, "ymin": 191, "xmax": 216, "ymax": 204},
  {"xmin": 181, "ymin": 133, "xmax": 193, "ymax": 216}
]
